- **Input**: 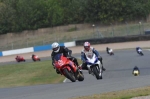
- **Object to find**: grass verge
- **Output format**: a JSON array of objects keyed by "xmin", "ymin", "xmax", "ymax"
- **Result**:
[
  {"xmin": 70, "ymin": 86, "xmax": 150, "ymax": 99},
  {"xmin": 0, "ymin": 60, "xmax": 65, "ymax": 88}
]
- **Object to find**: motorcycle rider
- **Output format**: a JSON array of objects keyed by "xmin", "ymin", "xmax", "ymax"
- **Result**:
[
  {"xmin": 136, "ymin": 47, "xmax": 142, "ymax": 54},
  {"xmin": 106, "ymin": 47, "xmax": 110, "ymax": 54},
  {"xmin": 106, "ymin": 47, "xmax": 113, "ymax": 55},
  {"xmin": 16, "ymin": 55, "xmax": 21, "ymax": 60},
  {"xmin": 81, "ymin": 41, "xmax": 106, "ymax": 72},
  {"xmin": 132, "ymin": 66, "xmax": 140, "ymax": 76},
  {"xmin": 133, "ymin": 66, "xmax": 140, "ymax": 73},
  {"xmin": 32, "ymin": 54, "xmax": 36, "ymax": 59},
  {"xmin": 51, "ymin": 42, "xmax": 80, "ymax": 74}
]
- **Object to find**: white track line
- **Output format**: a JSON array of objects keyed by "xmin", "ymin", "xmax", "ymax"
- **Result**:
[{"xmin": 63, "ymin": 78, "xmax": 67, "ymax": 83}]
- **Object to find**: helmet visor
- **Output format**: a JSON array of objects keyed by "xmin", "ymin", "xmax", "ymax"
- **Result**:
[
  {"xmin": 84, "ymin": 46, "xmax": 90, "ymax": 51},
  {"xmin": 53, "ymin": 47, "xmax": 59, "ymax": 51}
]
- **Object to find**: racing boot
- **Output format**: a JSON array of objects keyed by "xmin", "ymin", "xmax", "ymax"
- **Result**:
[
  {"xmin": 78, "ymin": 64, "xmax": 82, "ymax": 70},
  {"xmin": 99, "ymin": 57, "xmax": 106, "ymax": 71},
  {"xmin": 56, "ymin": 69, "xmax": 60, "ymax": 74},
  {"xmin": 102, "ymin": 65, "xmax": 106, "ymax": 71},
  {"xmin": 88, "ymin": 70, "xmax": 91, "ymax": 74},
  {"xmin": 73, "ymin": 60, "xmax": 82, "ymax": 71}
]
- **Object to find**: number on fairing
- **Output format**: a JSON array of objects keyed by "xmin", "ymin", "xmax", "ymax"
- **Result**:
[{"xmin": 58, "ymin": 60, "xmax": 63, "ymax": 66}]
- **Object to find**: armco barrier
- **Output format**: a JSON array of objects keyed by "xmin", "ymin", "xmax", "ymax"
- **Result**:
[
  {"xmin": 33, "ymin": 44, "xmax": 52, "ymax": 52},
  {"xmin": 64, "ymin": 41, "xmax": 76, "ymax": 47},
  {"xmin": 0, "ymin": 41, "xmax": 76, "ymax": 57},
  {"xmin": 2, "ymin": 47, "xmax": 34, "ymax": 56},
  {"xmin": 33, "ymin": 41, "xmax": 76, "ymax": 52},
  {"xmin": 33, "ymin": 43, "xmax": 64, "ymax": 52},
  {"xmin": 0, "ymin": 51, "xmax": 2, "ymax": 56},
  {"xmin": 75, "ymin": 35, "xmax": 150, "ymax": 46}
]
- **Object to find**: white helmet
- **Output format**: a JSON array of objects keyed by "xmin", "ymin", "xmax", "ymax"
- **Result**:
[{"xmin": 52, "ymin": 42, "xmax": 60, "ymax": 52}]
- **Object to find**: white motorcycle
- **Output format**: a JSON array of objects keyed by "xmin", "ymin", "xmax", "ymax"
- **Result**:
[
  {"xmin": 137, "ymin": 49, "xmax": 144, "ymax": 56},
  {"xmin": 85, "ymin": 53, "xmax": 103, "ymax": 80},
  {"xmin": 108, "ymin": 49, "xmax": 114, "ymax": 55}
]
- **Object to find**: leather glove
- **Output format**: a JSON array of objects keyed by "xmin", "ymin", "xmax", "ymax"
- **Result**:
[
  {"xmin": 98, "ymin": 56, "xmax": 102, "ymax": 60},
  {"xmin": 66, "ymin": 56, "xmax": 71, "ymax": 59}
]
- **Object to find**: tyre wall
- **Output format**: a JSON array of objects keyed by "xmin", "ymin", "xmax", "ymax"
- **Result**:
[{"xmin": 76, "ymin": 35, "xmax": 150, "ymax": 46}]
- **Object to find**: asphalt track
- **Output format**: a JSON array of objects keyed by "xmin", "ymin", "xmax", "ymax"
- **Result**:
[{"xmin": 1, "ymin": 49, "xmax": 150, "ymax": 99}]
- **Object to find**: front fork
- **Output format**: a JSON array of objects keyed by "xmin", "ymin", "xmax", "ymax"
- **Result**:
[{"xmin": 87, "ymin": 63, "xmax": 102, "ymax": 75}]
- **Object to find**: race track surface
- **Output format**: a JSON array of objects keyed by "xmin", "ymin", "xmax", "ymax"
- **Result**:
[{"xmin": 1, "ymin": 49, "xmax": 150, "ymax": 99}]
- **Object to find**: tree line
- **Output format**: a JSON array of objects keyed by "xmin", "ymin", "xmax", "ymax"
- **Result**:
[{"xmin": 0, "ymin": 0, "xmax": 150, "ymax": 34}]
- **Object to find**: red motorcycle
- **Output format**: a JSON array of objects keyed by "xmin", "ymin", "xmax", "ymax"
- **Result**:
[
  {"xmin": 15, "ymin": 56, "xmax": 26, "ymax": 62},
  {"xmin": 32, "ymin": 55, "xmax": 41, "ymax": 62},
  {"xmin": 54, "ymin": 53, "xmax": 84, "ymax": 82}
]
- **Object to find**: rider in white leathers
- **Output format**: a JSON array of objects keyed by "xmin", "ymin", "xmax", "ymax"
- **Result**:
[
  {"xmin": 136, "ymin": 47, "xmax": 142, "ymax": 54},
  {"xmin": 106, "ymin": 47, "xmax": 113, "ymax": 55},
  {"xmin": 80, "ymin": 42, "xmax": 106, "ymax": 72}
]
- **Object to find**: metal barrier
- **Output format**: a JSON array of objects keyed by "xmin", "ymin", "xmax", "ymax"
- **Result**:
[{"xmin": 0, "ymin": 22, "xmax": 150, "ymax": 51}]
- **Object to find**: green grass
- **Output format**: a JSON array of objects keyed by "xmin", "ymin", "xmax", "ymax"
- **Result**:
[
  {"xmin": 70, "ymin": 86, "xmax": 150, "ymax": 99},
  {"xmin": 0, "ymin": 60, "xmax": 65, "ymax": 88}
]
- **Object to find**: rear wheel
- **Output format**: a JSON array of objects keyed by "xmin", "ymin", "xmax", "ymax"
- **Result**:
[
  {"xmin": 140, "ymin": 52, "xmax": 144, "ymax": 56},
  {"xmin": 63, "ymin": 68, "xmax": 76, "ymax": 82},
  {"xmin": 110, "ymin": 52, "xmax": 114, "ymax": 55},
  {"xmin": 93, "ymin": 66, "xmax": 102, "ymax": 80}
]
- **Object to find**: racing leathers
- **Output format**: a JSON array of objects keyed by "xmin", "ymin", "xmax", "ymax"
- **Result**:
[
  {"xmin": 106, "ymin": 47, "xmax": 110, "ymax": 54},
  {"xmin": 32, "ymin": 54, "xmax": 35, "ymax": 59},
  {"xmin": 51, "ymin": 46, "xmax": 79, "ymax": 74},
  {"xmin": 81, "ymin": 47, "xmax": 106, "ymax": 71}
]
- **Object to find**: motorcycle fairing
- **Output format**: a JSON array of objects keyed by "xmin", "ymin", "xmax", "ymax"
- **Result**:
[{"xmin": 54, "ymin": 54, "xmax": 77, "ymax": 74}]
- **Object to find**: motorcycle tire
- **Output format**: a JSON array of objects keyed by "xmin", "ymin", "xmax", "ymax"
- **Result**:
[
  {"xmin": 93, "ymin": 66, "xmax": 102, "ymax": 80},
  {"xmin": 63, "ymin": 68, "xmax": 76, "ymax": 82},
  {"xmin": 110, "ymin": 52, "xmax": 114, "ymax": 55},
  {"xmin": 140, "ymin": 52, "xmax": 144, "ymax": 56}
]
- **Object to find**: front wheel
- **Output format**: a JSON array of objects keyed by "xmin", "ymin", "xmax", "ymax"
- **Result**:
[
  {"xmin": 63, "ymin": 68, "xmax": 76, "ymax": 82},
  {"xmin": 140, "ymin": 52, "xmax": 144, "ymax": 56},
  {"xmin": 93, "ymin": 66, "xmax": 102, "ymax": 80}
]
